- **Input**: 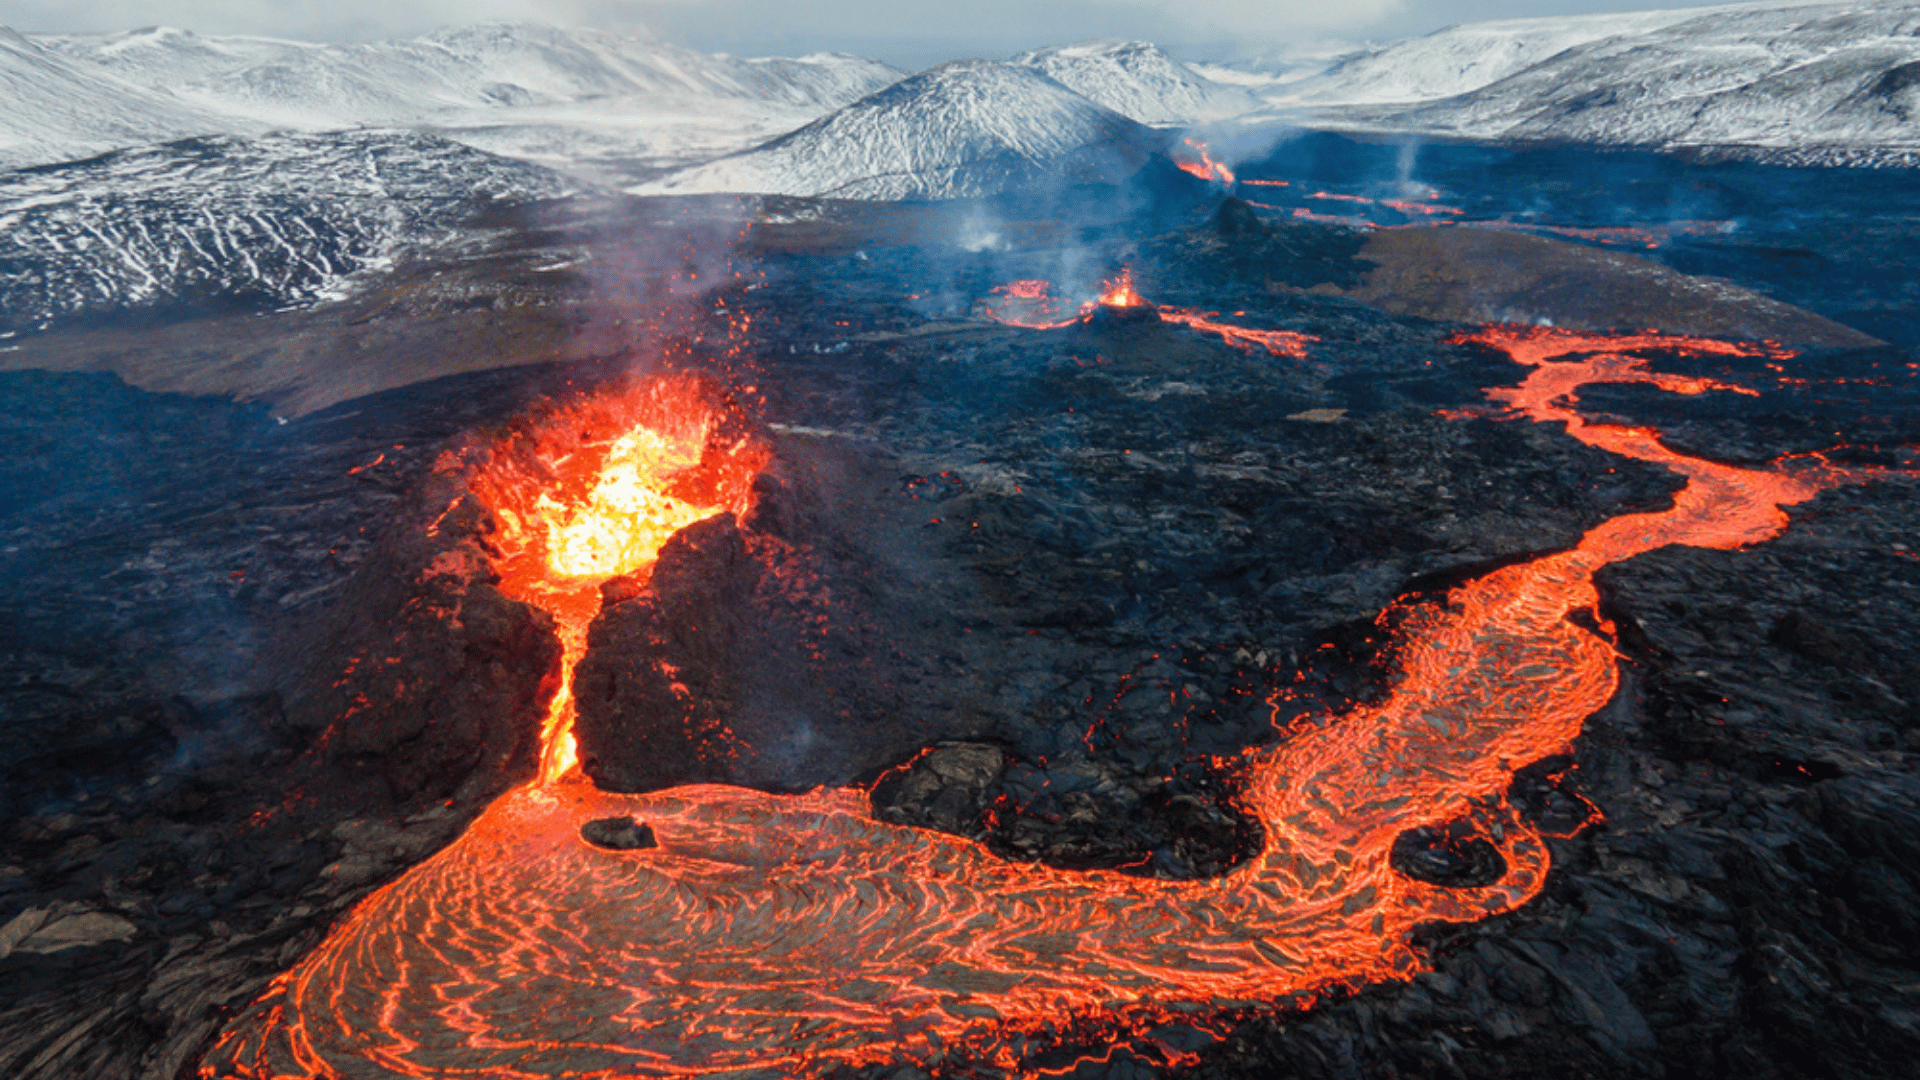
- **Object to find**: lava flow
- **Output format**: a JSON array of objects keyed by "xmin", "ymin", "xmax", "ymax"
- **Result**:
[
  {"xmin": 203, "ymin": 329, "xmax": 1904, "ymax": 1079},
  {"xmin": 982, "ymin": 269, "xmax": 1318, "ymax": 359}
]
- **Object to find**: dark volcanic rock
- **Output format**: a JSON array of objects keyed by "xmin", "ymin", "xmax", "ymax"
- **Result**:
[
  {"xmin": 573, "ymin": 435, "xmax": 999, "ymax": 794},
  {"xmin": 581, "ymin": 816, "xmax": 657, "ymax": 850},
  {"xmin": 0, "ymin": 363, "xmax": 590, "ymax": 1080},
  {"xmin": 572, "ymin": 513, "xmax": 760, "ymax": 791},
  {"xmin": 1081, "ymin": 300, "xmax": 1162, "ymax": 329},
  {"xmin": 1330, "ymin": 226, "xmax": 1884, "ymax": 349},
  {"xmin": 281, "ymin": 469, "xmax": 559, "ymax": 809},
  {"xmin": 1142, "ymin": 199, "xmax": 1373, "ymax": 291},
  {"xmin": 871, "ymin": 743, "xmax": 1008, "ymax": 838},
  {"xmin": 1390, "ymin": 823, "xmax": 1509, "ymax": 888},
  {"xmin": 1212, "ymin": 196, "xmax": 1263, "ymax": 239},
  {"xmin": 7, "ymin": 166, "xmax": 1920, "ymax": 1080}
]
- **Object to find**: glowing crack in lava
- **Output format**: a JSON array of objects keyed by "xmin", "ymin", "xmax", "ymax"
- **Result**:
[
  {"xmin": 204, "ymin": 329, "xmax": 1907, "ymax": 1078},
  {"xmin": 979, "ymin": 278, "xmax": 1081, "ymax": 330},
  {"xmin": 982, "ymin": 270, "xmax": 1319, "ymax": 359}
]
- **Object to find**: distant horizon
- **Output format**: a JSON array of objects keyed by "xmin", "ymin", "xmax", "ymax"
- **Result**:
[{"xmin": 0, "ymin": 0, "xmax": 1779, "ymax": 70}]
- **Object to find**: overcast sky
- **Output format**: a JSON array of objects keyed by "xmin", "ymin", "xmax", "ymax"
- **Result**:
[{"xmin": 0, "ymin": 0, "xmax": 1757, "ymax": 68}]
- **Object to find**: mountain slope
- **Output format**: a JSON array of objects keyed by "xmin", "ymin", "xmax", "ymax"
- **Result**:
[
  {"xmin": 1293, "ymin": 1, "xmax": 1920, "ymax": 161},
  {"xmin": 0, "ymin": 130, "xmax": 574, "ymax": 334},
  {"xmin": 637, "ymin": 60, "xmax": 1165, "ymax": 200},
  {"xmin": 0, "ymin": 28, "xmax": 246, "ymax": 170},
  {"xmin": 1011, "ymin": 39, "xmax": 1253, "ymax": 124},
  {"xmin": 1267, "ymin": 7, "xmax": 1724, "ymax": 106},
  {"xmin": 8, "ymin": 23, "xmax": 904, "ymax": 180},
  {"xmin": 40, "ymin": 23, "xmax": 901, "ymax": 128}
]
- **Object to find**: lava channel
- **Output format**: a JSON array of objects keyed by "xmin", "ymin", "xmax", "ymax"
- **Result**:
[
  {"xmin": 202, "ymin": 328, "xmax": 1907, "ymax": 1078},
  {"xmin": 982, "ymin": 269, "xmax": 1318, "ymax": 359}
]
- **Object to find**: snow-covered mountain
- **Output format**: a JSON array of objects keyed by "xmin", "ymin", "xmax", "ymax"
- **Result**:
[
  {"xmin": 0, "ymin": 130, "xmax": 573, "ymax": 334},
  {"xmin": 1251, "ymin": 7, "xmax": 1724, "ymax": 107},
  {"xmin": 0, "ymin": 27, "xmax": 247, "ymax": 171},
  {"xmin": 6, "ymin": 2, "xmax": 1919, "ymax": 336},
  {"xmin": 2, "ymin": 23, "xmax": 903, "ymax": 180},
  {"xmin": 0, "ymin": 21, "xmax": 907, "ymax": 332},
  {"xmin": 40, "ymin": 23, "xmax": 900, "ymax": 127},
  {"xmin": 1011, "ymin": 40, "xmax": 1253, "ymax": 125},
  {"xmin": 637, "ymin": 60, "xmax": 1166, "ymax": 201},
  {"xmin": 1252, "ymin": 1, "xmax": 1920, "ymax": 163}
]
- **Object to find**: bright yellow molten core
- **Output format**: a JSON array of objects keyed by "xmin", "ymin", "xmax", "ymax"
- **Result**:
[{"xmin": 539, "ymin": 425, "xmax": 713, "ymax": 580}]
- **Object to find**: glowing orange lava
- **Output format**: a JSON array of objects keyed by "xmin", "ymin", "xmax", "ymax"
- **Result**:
[
  {"xmin": 1096, "ymin": 266, "xmax": 1147, "ymax": 308},
  {"xmin": 1290, "ymin": 206, "xmax": 1377, "ymax": 229},
  {"xmin": 1174, "ymin": 139, "xmax": 1235, "ymax": 185},
  {"xmin": 202, "ymin": 328, "xmax": 1907, "ymax": 1078},
  {"xmin": 463, "ymin": 372, "xmax": 768, "ymax": 783},
  {"xmin": 1156, "ymin": 308, "xmax": 1317, "ymax": 359},
  {"xmin": 980, "ymin": 272, "xmax": 1317, "ymax": 360},
  {"xmin": 1381, "ymin": 199, "xmax": 1464, "ymax": 217},
  {"xmin": 979, "ymin": 278, "xmax": 1082, "ymax": 330}
]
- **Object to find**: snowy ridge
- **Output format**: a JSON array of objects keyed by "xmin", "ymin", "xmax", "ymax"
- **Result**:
[
  {"xmin": 40, "ymin": 23, "xmax": 902, "ymax": 128},
  {"xmin": 4, "ymin": 23, "xmax": 903, "ymax": 179},
  {"xmin": 1255, "ymin": 1, "xmax": 1920, "ymax": 160},
  {"xmin": 0, "ymin": 130, "xmax": 573, "ymax": 333},
  {"xmin": 637, "ymin": 61, "xmax": 1163, "ymax": 201},
  {"xmin": 1259, "ymin": 7, "xmax": 1729, "ymax": 106},
  {"xmin": 0, "ymin": 21, "xmax": 902, "ymax": 332},
  {"xmin": 0, "ymin": 27, "xmax": 249, "ymax": 172},
  {"xmin": 1011, "ymin": 40, "xmax": 1254, "ymax": 125}
]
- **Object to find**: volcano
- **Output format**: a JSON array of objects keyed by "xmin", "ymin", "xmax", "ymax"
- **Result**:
[
  {"xmin": 4, "ymin": 19, "xmax": 1920, "ymax": 1080},
  {"xmin": 636, "ymin": 61, "xmax": 1169, "ymax": 200}
]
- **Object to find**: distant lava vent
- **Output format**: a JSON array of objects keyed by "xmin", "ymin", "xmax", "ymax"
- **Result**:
[
  {"xmin": 981, "ymin": 266, "xmax": 1316, "ymax": 358},
  {"xmin": 1082, "ymin": 265, "xmax": 1161, "ymax": 327}
]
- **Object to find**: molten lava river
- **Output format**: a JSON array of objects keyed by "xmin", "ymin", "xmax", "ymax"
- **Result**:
[{"xmin": 203, "ymin": 328, "xmax": 1904, "ymax": 1078}]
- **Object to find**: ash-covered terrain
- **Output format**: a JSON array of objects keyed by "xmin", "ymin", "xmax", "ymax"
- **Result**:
[{"xmin": 0, "ymin": 112, "xmax": 1916, "ymax": 1079}]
